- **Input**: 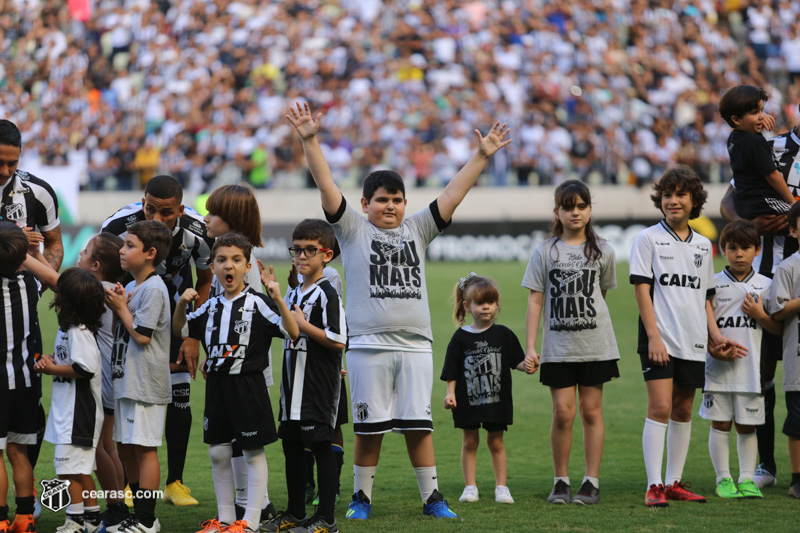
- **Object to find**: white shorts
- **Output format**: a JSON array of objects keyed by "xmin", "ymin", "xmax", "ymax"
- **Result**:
[
  {"xmin": 347, "ymin": 349, "xmax": 433, "ymax": 434},
  {"xmin": 113, "ymin": 399, "xmax": 166, "ymax": 447},
  {"xmin": 699, "ymin": 391, "xmax": 765, "ymax": 425},
  {"xmin": 54, "ymin": 444, "xmax": 97, "ymax": 475}
]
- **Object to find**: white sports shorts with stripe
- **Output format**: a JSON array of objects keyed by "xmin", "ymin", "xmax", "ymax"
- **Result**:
[{"xmin": 348, "ymin": 349, "xmax": 433, "ymax": 434}]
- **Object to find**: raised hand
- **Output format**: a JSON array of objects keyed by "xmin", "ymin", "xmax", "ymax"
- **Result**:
[
  {"xmin": 258, "ymin": 260, "xmax": 276, "ymax": 288},
  {"xmin": 286, "ymin": 102, "xmax": 322, "ymax": 140},
  {"xmin": 180, "ymin": 288, "xmax": 199, "ymax": 305},
  {"xmin": 475, "ymin": 122, "xmax": 512, "ymax": 158}
]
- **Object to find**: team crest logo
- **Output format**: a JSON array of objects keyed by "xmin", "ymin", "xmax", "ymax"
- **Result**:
[
  {"xmin": 694, "ymin": 253, "xmax": 703, "ymax": 268},
  {"xmin": 356, "ymin": 402, "xmax": 369, "ymax": 421},
  {"xmin": 40, "ymin": 478, "xmax": 71, "ymax": 512},
  {"xmin": 5, "ymin": 202, "xmax": 25, "ymax": 222},
  {"xmin": 749, "ymin": 292, "xmax": 759, "ymax": 302},
  {"xmin": 234, "ymin": 320, "xmax": 250, "ymax": 335},
  {"xmin": 703, "ymin": 393, "xmax": 714, "ymax": 409},
  {"xmin": 55, "ymin": 344, "xmax": 68, "ymax": 361},
  {"xmin": 555, "ymin": 270, "xmax": 584, "ymax": 296}
]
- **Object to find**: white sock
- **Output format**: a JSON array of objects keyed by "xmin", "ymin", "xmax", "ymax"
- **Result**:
[
  {"xmin": 582, "ymin": 476, "xmax": 599, "ymax": 489},
  {"xmin": 708, "ymin": 428, "xmax": 731, "ymax": 483},
  {"xmin": 232, "ymin": 455, "xmax": 248, "ymax": 507},
  {"xmin": 242, "ymin": 448, "xmax": 267, "ymax": 531},
  {"xmin": 642, "ymin": 418, "xmax": 668, "ymax": 488},
  {"xmin": 665, "ymin": 419, "xmax": 692, "ymax": 486},
  {"xmin": 353, "ymin": 465, "xmax": 377, "ymax": 502},
  {"xmin": 554, "ymin": 476, "xmax": 570, "ymax": 486},
  {"xmin": 209, "ymin": 444, "xmax": 236, "ymax": 525},
  {"xmin": 262, "ymin": 472, "xmax": 270, "ymax": 508},
  {"xmin": 737, "ymin": 431, "xmax": 758, "ymax": 483},
  {"xmin": 66, "ymin": 502, "xmax": 84, "ymax": 517},
  {"xmin": 413, "ymin": 466, "xmax": 438, "ymax": 502}
]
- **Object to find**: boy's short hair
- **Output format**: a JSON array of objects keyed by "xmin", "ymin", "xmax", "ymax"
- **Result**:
[
  {"xmin": 211, "ymin": 232, "xmax": 253, "ymax": 262},
  {"xmin": 205, "ymin": 183, "xmax": 263, "ymax": 247},
  {"xmin": 127, "ymin": 220, "xmax": 172, "ymax": 265},
  {"xmin": 51, "ymin": 267, "xmax": 106, "ymax": 334},
  {"xmin": 651, "ymin": 165, "xmax": 708, "ymax": 219},
  {"xmin": 719, "ymin": 85, "xmax": 769, "ymax": 128},
  {"xmin": 0, "ymin": 222, "xmax": 28, "ymax": 275},
  {"xmin": 719, "ymin": 220, "xmax": 761, "ymax": 250},
  {"xmin": 0, "ymin": 120, "xmax": 22, "ymax": 148},
  {"xmin": 292, "ymin": 219, "xmax": 337, "ymax": 256},
  {"xmin": 788, "ymin": 202, "xmax": 800, "ymax": 231},
  {"xmin": 362, "ymin": 170, "xmax": 405, "ymax": 203},
  {"xmin": 144, "ymin": 175, "xmax": 183, "ymax": 203}
]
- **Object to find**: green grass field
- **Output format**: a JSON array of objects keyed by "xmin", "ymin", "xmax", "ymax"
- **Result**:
[{"xmin": 19, "ymin": 259, "xmax": 799, "ymax": 532}]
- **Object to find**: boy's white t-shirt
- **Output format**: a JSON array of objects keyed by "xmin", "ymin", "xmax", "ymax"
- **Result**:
[
  {"xmin": 767, "ymin": 252, "xmax": 800, "ymax": 391},
  {"xmin": 706, "ymin": 268, "xmax": 771, "ymax": 393},
  {"xmin": 629, "ymin": 221, "xmax": 715, "ymax": 362}
]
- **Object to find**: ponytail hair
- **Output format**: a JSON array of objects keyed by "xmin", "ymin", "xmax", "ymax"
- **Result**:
[
  {"xmin": 452, "ymin": 272, "xmax": 500, "ymax": 326},
  {"xmin": 550, "ymin": 179, "xmax": 602, "ymax": 264}
]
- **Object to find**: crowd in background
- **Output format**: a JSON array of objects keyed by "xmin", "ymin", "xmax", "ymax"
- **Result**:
[{"xmin": 1, "ymin": 0, "xmax": 799, "ymax": 192}]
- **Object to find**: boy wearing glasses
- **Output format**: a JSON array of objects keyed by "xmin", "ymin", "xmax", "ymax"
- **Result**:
[{"xmin": 264, "ymin": 219, "xmax": 347, "ymax": 533}]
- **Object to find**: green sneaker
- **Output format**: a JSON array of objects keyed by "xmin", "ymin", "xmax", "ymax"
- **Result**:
[
  {"xmin": 715, "ymin": 478, "xmax": 742, "ymax": 499},
  {"xmin": 737, "ymin": 479, "xmax": 764, "ymax": 499}
]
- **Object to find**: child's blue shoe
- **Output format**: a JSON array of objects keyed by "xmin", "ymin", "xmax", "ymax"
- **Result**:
[
  {"xmin": 422, "ymin": 490, "xmax": 458, "ymax": 518},
  {"xmin": 345, "ymin": 490, "xmax": 371, "ymax": 520}
]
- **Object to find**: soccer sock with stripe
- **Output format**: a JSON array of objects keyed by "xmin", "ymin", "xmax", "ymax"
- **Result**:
[
  {"xmin": 413, "ymin": 466, "xmax": 438, "ymax": 502},
  {"xmin": 165, "ymin": 377, "xmax": 192, "ymax": 486},
  {"xmin": 737, "ymin": 431, "xmax": 758, "ymax": 483},
  {"xmin": 311, "ymin": 441, "xmax": 337, "ymax": 524},
  {"xmin": 642, "ymin": 418, "xmax": 667, "ymax": 488},
  {"xmin": 84, "ymin": 505, "xmax": 101, "ymax": 526},
  {"xmin": 353, "ymin": 465, "xmax": 376, "ymax": 502},
  {"xmin": 756, "ymin": 383, "xmax": 777, "ymax": 472},
  {"xmin": 242, "ymin": 448, "xmax": 267, "ymax": 531},
  {"xmin": 66, "ymin": 502, "xmax": 84, "ymax": 524},
  {"xmin": 232, "ymin": 442, "xmax": 248, "ymax": 508},
  {"xmin": 209, "ymin": 443, "xmax": 236, "ymax": 525},
  {"xmin": 304, "ymin": 448, "xmax": 315, "ymax": 487},
  {"xmin": 332, "ymin": 443, "xmax": 344, "ymax": 494},
  {"xmin": 665, "ymin": 419, "xmax": 692, "ymax": 486},
  {"xmin": 708, "ymin": 428, "xmax": 731, "ymax": 483}
]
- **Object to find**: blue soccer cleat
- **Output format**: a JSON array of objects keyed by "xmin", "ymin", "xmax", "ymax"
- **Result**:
[
  {"xmin": 422, "ymin": 490, "xmax": 458, "ymax": 518},
  {"xmin": 345, "ymin": 490, "xmax": 371, "ymax": 520}
]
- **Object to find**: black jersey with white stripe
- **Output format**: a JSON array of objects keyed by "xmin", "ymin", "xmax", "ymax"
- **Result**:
[
  {"xmin": 101, "ymin": 202, "xmax": 214, "ymax": 301},
  {"xmin": 187, "ymin": 287, "xmax": 288, "ymax": 376},
  {"xmin": 0, "ymin": 271, "xmax": 43, "ymax": 390},
  {"xmin": 0, "ymin": 170, "xmax": 60, "ymax": 231},
  {"xmin": 279, "ymin": 279, "xmax": 347, "ymax": 427}
]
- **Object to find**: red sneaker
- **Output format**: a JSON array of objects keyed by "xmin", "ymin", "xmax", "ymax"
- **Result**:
[
  {"xmin": 665, "ymin": 481, "xmax": 706, "ymax": 503},
  {"xmin": 0, "ymin": 519, "xmax": 10, "ymax": 533},
  {"xmin": 8, "ymin": 514, "xmax": 35, "ymax": 533},
  {"xmin": 645, "ymin": 484, "xmax": 669, "ymax": 507}
]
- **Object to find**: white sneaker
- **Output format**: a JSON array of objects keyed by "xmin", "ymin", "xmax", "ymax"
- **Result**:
[
  {"xmin": 754, "ymin": 464, "xmax": 777, "ymax": 488},
  {"xmin": 55, "ymin": 517, "xmax": 86, "ymax": 532},
  {"xmin": 495, "ymin": 485, "xmax": 515, "ymax": 504},
  {"xmin": 459, "ymin": 485, "xmax": 479, "ymax": 502},
  {"xmin": 33, "ymin": 493, "xmax": 42, "ymax": 520}
]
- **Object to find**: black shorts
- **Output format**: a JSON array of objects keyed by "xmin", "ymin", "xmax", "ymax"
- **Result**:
[
  {"xmin": 783, "ymin": 391, "xmax": 800, "ymax": 440},
  {"xmin": 459, "ymin": 422, "xmax": 508, "ymax": 433},
  {"xmin": 335, "ymin": 378, "xmax": 348, "ymax": 428},
  {"xmin": 540, "ymin": 360, "xmax": 620, "ymax": 389},
  {"xmin": 0, "ymin": 387, "xmax": 41, "ymax": 447},
  {"xmin": 639, "ymin": 352, "xmax": 705, "ymax": 389},
  {"xmin": 204, "ymin": 373, "xmax": 278, "ymax": 448},
  {"xmin": 279, "ymin": 420, "xmax": 334, "ymax": 445}
]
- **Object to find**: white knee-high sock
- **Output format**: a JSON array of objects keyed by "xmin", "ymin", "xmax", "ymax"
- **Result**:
[
  {"xmin": 642, "ymin": 418, "xmax": 668, "ymax": 488},
  {"xmin": 737, "ymin": 431, "xmax": 758, "ymax": 483},
  {"xmin": 353, "ymin": 465, "xmax": 376, "ymax": 501},
  {"xmin": 241, "ymin": 449, "xmax": 267, "ymax": 531},
  {"xmin": 413, "ymin": 466, "xmax": 438, "ymax": 502},
  {"xmin": 665, "ymin": 420, "xmax": 692, "ymax": 486},
  {"xmin": 209, "ymin": 444, "xmax": 236, "ymax": 525},
  {"xmin": 708, "ymin": 428, "xmax": 731, "ymax": 483},
  {"xmin": 232, "ymin": 455, "xmax": 248, "ymax": 507}
]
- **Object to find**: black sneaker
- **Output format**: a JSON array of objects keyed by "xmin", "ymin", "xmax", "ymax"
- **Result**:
[
  {"xmin": 262, "ymin": 511, "xmax": 307, "ymax": 532},
  {"xmin": 547, "ymin": 480, "xmax": 571, "ymax": 504},
  {"xmin": 288, "ymin": 513, "xmax": 338, "ymax": 533},
  {"xmin": 261, "ymin": 501, "xmax": 277, "ymax": 522},
  {"xmin": 571, "ymin": 480, "xmax": 600, "ymax": 505},
  {"xmin": 104, "ymin": 502, "xmax": 132, "ymax": 532}
]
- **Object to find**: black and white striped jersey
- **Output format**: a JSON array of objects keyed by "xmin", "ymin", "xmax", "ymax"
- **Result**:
[
  {"xmin": 0, "ymin": 170, "xmax": 60, "ymax": 231},
  {"xmin": 280, "ymin": 279, "xmax": 347, "ymax": 427},
  {"xmin": 187, "ymin": 287, "xmax": 289, "ymax": 376},
  {"xmin": 0, "ymin": 271, "xmax": 43, "ymax": 390},
  {"xmin": 101, "ymin": 202, "xmax": 214, "ymax": 300}
]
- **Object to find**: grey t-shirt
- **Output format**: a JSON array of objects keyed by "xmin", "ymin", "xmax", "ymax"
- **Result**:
[
  {"xmin": 767, "ymin": 251, "xmax": 800, "ymax": 391},
  {"xmin": 327, "ymin": 198, "xmax": 446, "ymax": 341},
  {"xmin": 111, "ymin": 273, "xmax": 172, "ymax": 404},
  {"xmin": 521, "ymin": 238, "xmax": 620, "ymax": 363}
]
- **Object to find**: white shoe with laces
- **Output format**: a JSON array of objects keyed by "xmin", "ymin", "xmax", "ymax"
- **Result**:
[
  {"xmin": 458, "ymin": 485, "xmax": 479, "ymax": 502},
  {"xmin": 754, "ymin": 464, "xmax": 777, "ymax": 488},
  {"xmin": 495, "ymin": 485, "xmax": 515, "ymax": 504}
]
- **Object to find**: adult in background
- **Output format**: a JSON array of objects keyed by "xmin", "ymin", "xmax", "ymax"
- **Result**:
[{"xmin": 101, "ymin": 175, "xmax": 214, "ymax": 506}]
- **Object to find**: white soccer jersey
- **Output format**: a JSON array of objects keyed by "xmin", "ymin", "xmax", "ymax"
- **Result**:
[
  {"xmin": 767, "ymin": 252, "xmax": 800, "ymax": 391},
  {"xmin": 629, "ymin": 221, "xmax": 715, "ymax": 362},
  {"xmin": 706, "ymin": 268, "xmax": 771, "ymax": 393},
  {"xmin": 44, "ymin": 326, "xmax": 103, "ymax": 447},
  {"xmin": 0, "ymin": 170, "xmax": 60, "ymax": 232}
]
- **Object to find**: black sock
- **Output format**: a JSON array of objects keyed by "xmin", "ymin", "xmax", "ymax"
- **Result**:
[
  {"xmin": 304, "ymin": 447, "xmax": 315, "ymax": 487},
  {"xmin": 792, "ymin": 473, "xmax": 800, "ymax": 486},
  {"xmin": 26, "ymin": 403, "xmax": 46, "ymax": 468},
  {"xmin": 757, "ymin": 384, "xmax": 777, "ymax": 473},
  {"xmin": 130, "ymin": 482, "xmax": 140, "ymax": 510},
  {"xmin": 67, "ymin": 512, "xmax": 84, "ymax": 525},
  {"xmin": 333, "ymin": 444, "xmax": 344, "ymax": 494},
  {"xmin": 0, "ymin": 505, "xmax": 9, "ymax": 521},
  {"xmin": 85, "ymin": 507, "xmax": 101, "ymax": 525},
  {"xmin": 135, "ymin": 492, "xmax": 156, "ymax": 527},
  {"xmin": 283, "ymin": 440, "xmax": 308, "ymax": 519},
  {"xmin": 15, "ymin": 496, "xmax": 34, "ymax": 515},
  {"xmin": 311, "ymin": 441, "xmax": 336, "ymax": 524},
  {"xmin": 165, "ymin": 380, "xmax": 192, "ymax": 485}
]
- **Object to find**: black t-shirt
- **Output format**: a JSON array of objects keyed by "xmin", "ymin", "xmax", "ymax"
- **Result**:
[
  {"xmin": 729, "ymin": 129, "xmax": 784, "ymax": 218},
  {"xmin": 440, "ymin": 324, "xmax": 525, "ymax": 428}
]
